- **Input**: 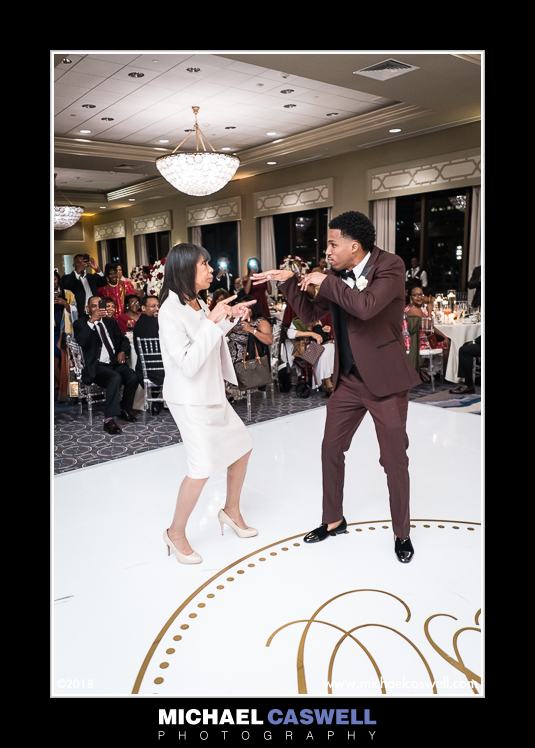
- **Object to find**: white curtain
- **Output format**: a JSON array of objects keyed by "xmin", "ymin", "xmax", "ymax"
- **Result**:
[
  {"xmin": 191, "ymin": 226, "xmax": 202, "ymax": 245},
  {"xmin": 467, "ymin": 186, "xmax": 481, "ymax": 304},
  {"xmin": 134, "ymin": 234, "xmax": 149, "ymax": 265},
  {"xmin": 260, "ymin": 216, "xmax": 277, "ymax": 297},
  {"xmin": 372, "ymin": 198, "xmax": 396, "ymax": 252},
  {"xmin": 98, "ymin": 240, "xmax": 110, "ymax": 268}
]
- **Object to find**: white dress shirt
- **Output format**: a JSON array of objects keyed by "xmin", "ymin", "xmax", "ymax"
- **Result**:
[{"xmin": 88, "ymin": 319, "xmax": 115, "ymax": 363}]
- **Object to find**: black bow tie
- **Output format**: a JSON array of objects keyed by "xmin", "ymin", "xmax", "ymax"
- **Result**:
[{"xmin": 338, "ymin": 268, "xmax": 354, "ymax": 280}]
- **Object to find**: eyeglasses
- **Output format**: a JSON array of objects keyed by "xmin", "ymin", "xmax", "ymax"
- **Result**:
[{"xmin": 411, "ymin": 293, "xmax": 424, "ymax": 298}]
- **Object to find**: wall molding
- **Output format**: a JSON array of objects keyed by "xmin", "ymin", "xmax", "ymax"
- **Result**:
[
  {"xmin": 94, "ymin": 220, "xmax": 126, "ymax": 242},
  {"xmin": 368, "ymin": 148, "xmax": 481, "ymax": 200},
  {"xmin": 186, "ymin": 196, "xmax": 242, "ymax": 227},
  {"xmin": 132, "ymin": 210, "xmax": 172, "ymax": 235},
  {"xmin": 254, "ymin": 178, "xmax": 334, "ymax": 217}
]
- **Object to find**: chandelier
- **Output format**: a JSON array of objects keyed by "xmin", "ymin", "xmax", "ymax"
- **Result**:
[
  {"xmin": 155, "ymin": 106, "xmax": 239, "ymax": 196},
  {"xmin": 53, "ymin": 174, "xmax": 84, "ymax": 230},
  {"xmin": 449, "ymin": 195, "xmax": 467, "ymax": 211}
]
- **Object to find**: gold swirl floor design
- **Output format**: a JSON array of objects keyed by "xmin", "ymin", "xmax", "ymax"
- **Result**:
[{"xmin": 132, "ymin": 519, "xmax": 480, "ymax": 693}]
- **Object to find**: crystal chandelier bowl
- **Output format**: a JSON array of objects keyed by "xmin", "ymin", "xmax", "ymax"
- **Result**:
[
  {"xmin": 156, "ymin": 151, "xmax": 239, "ymax": 197},
  {"xmin": 54, "ymin": 204, "xmax": 85, "ymax": 230},
  {"xmin": 155, "ymin": 106, "xmax": 240, "ymax": 196}
]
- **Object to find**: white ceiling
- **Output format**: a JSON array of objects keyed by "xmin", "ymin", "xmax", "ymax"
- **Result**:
[{"xmin": 53, "ymin": 51, "xmax": 481, "ymax": 212}]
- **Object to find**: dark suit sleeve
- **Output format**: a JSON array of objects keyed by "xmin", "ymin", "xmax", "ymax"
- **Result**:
[
  {"xmin": 467, "ymin": 266, "xmax": 481, "ymax": 290},
  {"xmin": 92, "ymin": 274, "xmax": 107, "ymax": 289},
  {"xmin": 317, "ymin": 255, "xmax": 405, "ymax": 321},
  {"xmin": 278, "ymin": 275, "xmax": 330, "ymax": 324},
  {"xmin": 60, "ymin": 274, "xmax": 73, "ymax": 293},
  {"xmin": 73, "ymin": 318, "xmax": 94, "ymax": 347}
]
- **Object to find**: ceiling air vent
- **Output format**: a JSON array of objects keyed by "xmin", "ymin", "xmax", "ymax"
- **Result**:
[{"xmin": 354, "ymin": 59, "xmax": 419, "ymax": 81}]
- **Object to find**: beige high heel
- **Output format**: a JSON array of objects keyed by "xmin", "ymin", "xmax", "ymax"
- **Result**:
[
  {"xmin": 163, "ymin": 529, "xmax": 202, "ymax": 564},
  {"xmin": 218, "ymin": 509, "xmax": 258, "ymax": 538}
]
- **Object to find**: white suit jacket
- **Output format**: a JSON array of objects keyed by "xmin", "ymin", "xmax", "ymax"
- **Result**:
[{"xmin": 159, "ymin": 291, "xmax": 238, "ymax": 405}]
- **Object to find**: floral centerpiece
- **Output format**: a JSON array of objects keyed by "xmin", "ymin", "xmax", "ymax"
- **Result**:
[
  {"xmin": 130, "ymin": 266, "xmax": 147, "ymax": 291},
  {"xmin": 279, "ymin": 254, "xmax": 310, "ymax": 276},
  {"xmin": 146, "ymin": 257, "xmax": 167, "ymax": 297}
]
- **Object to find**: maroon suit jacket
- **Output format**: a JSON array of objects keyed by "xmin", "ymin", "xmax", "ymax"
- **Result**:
[{"xmin": 280, "ymin": 246, "xmax": 420, "ymax": 397}]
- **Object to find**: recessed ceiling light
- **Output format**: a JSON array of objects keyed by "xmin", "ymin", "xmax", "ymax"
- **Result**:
[
  {"xmin": 267, "ymin": 161, "xmax": 277, "ymax": 165},
  {"xmin": 74, "ymin": 138, "xmax": 92, "ymax": 142},
  {"xmin": 82, "ymin": 103, "xmax": 96, "ymax": 109},
  {"xmin": 69, "ymin": 114, "xmax": 77, "ymax": 117},
  {"xmin": 225, "ymin": 126, "xmax": 236, "ymax": 130},
  {"xmin": 186, "ymin": 67, "xmax": 200, "ymax": 73},
  {"xmin": 152, "ymin": 59, "xmax": 159, "ymax": 62},
  {"xmin": 99, "ymin": 206, "xmax": 107, "ymax": 209},
  {"xmin": 389, "ymin": 128, "xmax": 402, "ymax": 133},
  {"xmin": 153, "ymin": 147, "xmax": 168, "ymax": 151},
  {"xmin": 128, "ymin": 198, "xmax": 136, "ymax": 202},
  {"xmin": 280, "ymin": 89, "xmax": 295, "ymax": 94},
  {"xmin": 256, "ymin": 83, "xmax": 265, "ymax": 87},
  {"xmin": 326, "ymin": 112, "xmax": 339, "ymax": 117},
  {"xmin": 184, "ymin": 128, "xmax": 194, "ymax": 133},
  {"xmin": 283, "ymin": 104, "xmax": 296, "ymax": 109},
  {"xmin": 266, "ymin": 131, "xmax": 278, "ymax": 136},
  {"xmin": 221, "ymin": 147, "xmax": 233, "ymax": 151},
  {"xmin": 128, "ymin": 71, "xmax": 145, "ymax": 78},
  {"xmin": 62, "ymin": 57, "xmax": 72, "ymax": 64},
  {"xmin": 79, "ymin": 129, "xmax": 92, "ymax": 134},
  {"xmin": 158, "ymin": 139, "xmax": 169, "ymax": 143},
  {"xmin": 101, "ymin": 117, "xmax": 114, "ymax": 121},
  {"xmin": 272, "ymin": 138, "xmax": 284, "ymax": 144}
]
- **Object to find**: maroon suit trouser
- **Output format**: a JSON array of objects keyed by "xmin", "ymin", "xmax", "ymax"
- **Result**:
[{"xmin": 322, "ymin": 368, "xmax": 411, "ymax": 539}]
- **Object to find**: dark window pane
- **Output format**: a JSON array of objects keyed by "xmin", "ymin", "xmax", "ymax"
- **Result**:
[
  {"xmin": 425, "ymin": 188, "xmax": 468, "ymax": 293},
  {"xmin": 198, "ymin": 222, "xmax": 239, "ymax": 278},
  {"xmin": 395, "ymin": 195, "xmax": 422, "ymax": 269},
  {"xmin": 273, "ymin": 209, "xmax": 328, "ymax": 267}
]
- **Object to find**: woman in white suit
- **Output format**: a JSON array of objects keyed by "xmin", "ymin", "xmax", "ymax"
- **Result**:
[{"xmin": 158, "ymin": 243, "xmax": 258, "ymax": 565}]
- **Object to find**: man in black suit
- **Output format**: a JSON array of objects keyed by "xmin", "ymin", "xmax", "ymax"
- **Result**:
[
  {"xmin": 133, "ymin": 296, "xmax": 164, "ymax": 415},
  {"xmin": 467, "ymin": 265, "xmax": 481, "ymax": 308},
  {"xmin": 73, "ymin": 296, "xmax": 139, "ymax": 434},
  {"xmin": 61, "ymin": 254, "xmax": 107, "ymax": 319},
  {"xmin": 209, "ymin": 255, "xmax": 234, "ymax": 294}
]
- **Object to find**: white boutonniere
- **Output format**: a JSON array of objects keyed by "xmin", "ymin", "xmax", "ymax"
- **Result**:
[{"xmin": 355, "ymin": 276, "xmax": 368, "ymax": 291}]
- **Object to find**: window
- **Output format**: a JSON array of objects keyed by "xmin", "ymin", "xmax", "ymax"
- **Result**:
[
  {"xmin": 145, "ymin": 231, "xmax": 170, "ymax": 264},
  {"xmin": 395, "ymin": 187, "xmax": 471, "ymax": 293},
  {"xmin": 273, "ymin": 208, "xmax": 329, "ymax": 268},
  {"xmin": 196, "ymin": 221, "xmax": 239, "ymax": 278},
  {"xmin": 98, "ymin": 237, "xmax": 127, "ymax": 275}
]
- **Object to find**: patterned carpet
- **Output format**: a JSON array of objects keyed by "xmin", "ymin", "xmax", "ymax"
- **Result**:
[{"xmin": 54, "ymin": 379, "xmax": 479, "ymax": 475}]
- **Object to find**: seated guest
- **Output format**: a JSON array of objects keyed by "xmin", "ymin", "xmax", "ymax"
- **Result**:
[
  {"xmin": 54, "ymin": 271, "xmax": 75, "ymax": 401},
  {"xmin": 61, "ymin": 253, "xmax": 106, "ymax": 319},
  {"xmin": 133, "ymin": 296, "xmax": 164, "ymax": 414},
  {"xmin": 284, "ymin": 316, "xmax": 335, "ymax": 395},
  {"xmin": 105, "ymin": 299, "xmax": 117, "ymax": 319},
  {"xmin": 209, "ymin": 288, "xmax": 231, "ymax": 311},
  {"xmin": 73, "ymin": 296, "xmax": 139, "ymax": 434},
  {"xmin": 117, "ymin": 294, "xmax": 142, "ymax": 334},
  {"xmin": 402, "ymin": 286, "xmax": 444, "ymax": 382},
  {"xmin": 449, "ymin": 336, "xmax": 481, "ymax": 395},
  {"xmin": 227, "ymin": 294, "xmax": 273, "ymax": 392}
]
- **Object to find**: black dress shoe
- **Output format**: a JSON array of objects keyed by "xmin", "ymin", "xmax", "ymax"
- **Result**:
[
  {"xmin": 304, "ymin": 516, "xmax": 347, "ymax": 543},
  {"xmin": 449, "ymin": 385, "xmax": 475, "ymax": 395},
  {"xmin": 394, "ymin": 536, "xmax": 414, "ymax": 563},
  {"xmin": 103, "ymin": 419, "xmax": 122, "ymax": 435},
  {"xmin": 150, "ymin": 403, "xmax": 163, "ymax": 415},
  {"xmin": 120, "ymin": 409, "xmax": 137, "ymax": 422}
]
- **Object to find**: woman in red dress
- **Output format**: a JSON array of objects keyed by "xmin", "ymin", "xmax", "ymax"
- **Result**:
[
  {"xmin": 117, "ymin": 294, "xmax": 142, "ymax": 334},
  {"xmin": 97, "ymin": 264, "xmax": 136, "ymax": 318}
]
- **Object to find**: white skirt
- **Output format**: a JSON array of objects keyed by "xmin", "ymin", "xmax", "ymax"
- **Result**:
[{"xmin": 168, "ymin": 400, "xmax": 253, "ymax": 479}]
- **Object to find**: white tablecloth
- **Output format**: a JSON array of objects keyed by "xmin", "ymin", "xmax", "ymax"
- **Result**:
[{"xmin": 434, "ymin": 322, "xmax": 481, "ymax": 383}]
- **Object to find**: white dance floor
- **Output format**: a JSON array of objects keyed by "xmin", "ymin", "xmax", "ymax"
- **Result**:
[{"xmin": 53, "ymin": 402, "xmax": 482, "ymax": 697}]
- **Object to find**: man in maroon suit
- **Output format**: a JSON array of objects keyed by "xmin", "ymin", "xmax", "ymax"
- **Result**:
[{"xmin": 253, "ymin": 211, "xmax": 420, "ymax": 562}]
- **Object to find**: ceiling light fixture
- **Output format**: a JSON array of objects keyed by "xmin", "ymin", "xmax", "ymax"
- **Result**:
[
  {"xmin": 53, "ymin": 173, "xmax": 84, "ymax": 230},
  {"xmin": 128, "ymin": 72, "xmax": 145, "ymax": 78},
  {"xmin": 155, "ymin": 105, "xmax": 240, "ymax": 197}
]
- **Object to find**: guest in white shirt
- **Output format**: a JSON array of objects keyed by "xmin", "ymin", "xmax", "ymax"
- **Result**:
[{"xmin": 158, "ymin": 243, "xmax": 258, "ymax": 565}]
